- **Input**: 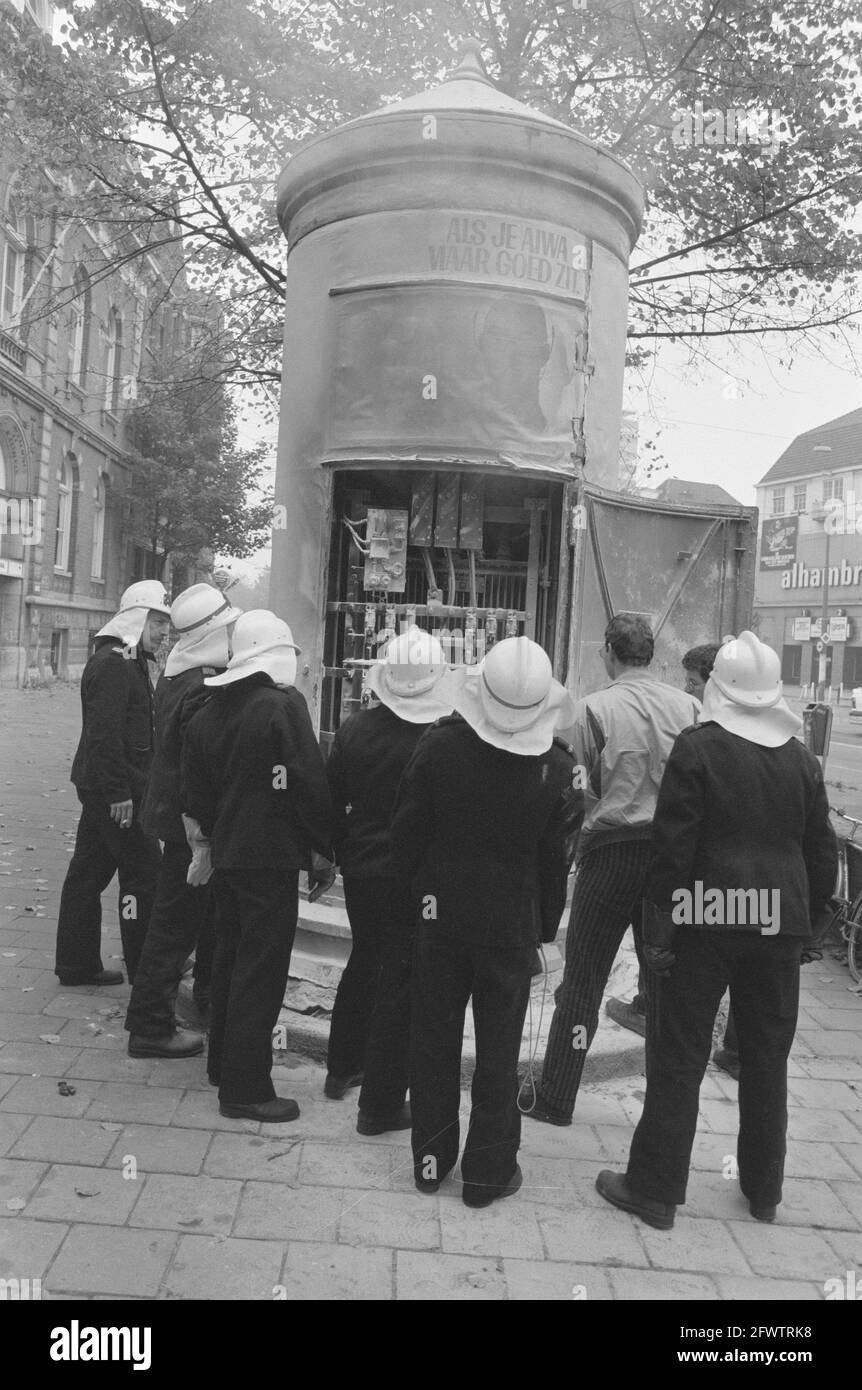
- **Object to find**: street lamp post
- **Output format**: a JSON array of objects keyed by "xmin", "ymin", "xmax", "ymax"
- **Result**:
[{"xmin": 811, "ymin": 446, "xmax": 834, "ymax": 702}]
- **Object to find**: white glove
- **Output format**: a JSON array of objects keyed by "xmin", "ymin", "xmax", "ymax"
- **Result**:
[{"xmin": 182, "ymin": 814, "xmax": 214, "ymax": 887}]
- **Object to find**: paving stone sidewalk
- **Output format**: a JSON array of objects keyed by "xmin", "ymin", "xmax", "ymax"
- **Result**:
[{"xmin": 1, "ymin": 685, "xmax": 861, "ymax": 1301}]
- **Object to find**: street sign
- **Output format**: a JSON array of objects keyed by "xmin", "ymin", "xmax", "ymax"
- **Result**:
[{"xmin": 816, "ymin": 639, "xmax": 825, "ymax": 654}]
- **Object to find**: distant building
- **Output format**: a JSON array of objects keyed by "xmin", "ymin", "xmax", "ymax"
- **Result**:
[
  {"xmin": 754, "ymin": 406, "xmax": 862, "ymax": 689},
  {"xmin": 638, "ymin": 477, "xmax": 742, "ymax": 507},
  {"xmin": 0, "ymin": 158, "xmax": 212, "ymax": 683}
]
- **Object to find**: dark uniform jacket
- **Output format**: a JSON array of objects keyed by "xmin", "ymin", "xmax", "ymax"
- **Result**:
[
  {"xmin": 390, "ymin": 714, "xmax": 583, "ymax": 948},
  {"xmin": 140, "ymin": 667, "xmax": 221, "ymax": 845},
  {"xmin": 646, "ymin": 722, "xmax": 838, "ymax": 937},
  {"xmin": 70, "ymin": 637, "xmax": 155, "ymax": 806},
  {"xmin": 181, "ymin": 673, "xmax": 332, "ymax": 871},
  {"xmin": 327, "ymin": 703, "xmax": 430, "ymax": 879}
]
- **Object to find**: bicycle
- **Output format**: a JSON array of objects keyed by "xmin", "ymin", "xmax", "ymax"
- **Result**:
[{"xmin": 827, "ymin": 809, "xmax": 862, "ymax": 984}]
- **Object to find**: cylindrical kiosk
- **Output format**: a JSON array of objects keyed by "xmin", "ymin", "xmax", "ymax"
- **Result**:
[{"xmin": 272, "ymin": 39, "xmax": 643, "ymax": 744}]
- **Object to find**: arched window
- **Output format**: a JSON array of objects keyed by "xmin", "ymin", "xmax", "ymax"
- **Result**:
[
  {"xmin": 91, "ymin": 473, "xmax": 106, "ymax": 579},
  {"xmin": 54, "ymin": 454, "xmax": 73, "ymax": 571},
  {"xmin": 0, "ymin": 437, "xmax": 7, "ymax": 493},
  {"xmin": 68, "ymin": 267, "xmax": 91, "ymax": 385},
  {"xmin": 1, "ymin": 200, "xmax": 25, "ymax": 328},
  {"xmin": 104, "ymin": 307, "xmax": 122, "ymax": 411}
]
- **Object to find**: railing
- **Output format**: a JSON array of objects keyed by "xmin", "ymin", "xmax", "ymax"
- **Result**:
[{"xmin": 0, "ymin": 330, "xmax": 26, "ymax": 370}]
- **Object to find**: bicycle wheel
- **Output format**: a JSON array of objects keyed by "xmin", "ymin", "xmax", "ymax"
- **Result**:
[{"xmin": 847, "ymin": 898, "xmax": 862, "ymax": 984}]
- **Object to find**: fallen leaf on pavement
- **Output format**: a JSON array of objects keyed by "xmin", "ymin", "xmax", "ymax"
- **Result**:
[
  {"xmin": 99, "ymin": 1122, "xmax": 123, "ymax": 1132},
  {"xmin": 6, "ymin": 1198, "xmax": 26, "ymax": 1212},
  {"xmin": 57, "ymin": 1082, "xmax": 76, "ymax": 1096},
  {"xmin": 178, "ymin": 1217, "xmax": 203, "ymax": 1227},
  {"xmin": 39, "ymin": 1034, "xmax": 61, "ymax": 1044},
  {"xmin": 74, "ymin": 1188, "xmax": 100, "ymax": 1198}
]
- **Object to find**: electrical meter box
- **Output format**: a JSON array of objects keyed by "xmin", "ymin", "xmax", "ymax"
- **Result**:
[{"xmin": 363, "ymin": 508, "xmax": 409, "ymax": 592}]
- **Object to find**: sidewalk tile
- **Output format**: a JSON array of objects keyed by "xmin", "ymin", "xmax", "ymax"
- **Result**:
[
  {"xmin": 0, "ymin": 1074, "xmax": 100, "ymax": 1118},
  {"xmin": 40, "ymin": 993, "xmax": 115, "ymax": 1019},
  {"xmin": 0, "ymin": 1216, "xmax": 67, "ymax": 1278},
  {"xmin": 699, "ymin": 1098, "xmax": 744, "ymax": 1134},
  {"xmin": 504, "ymin": 1258, "xmax": 613, "ymax": 1300},
  {"xmin": 521, "ymin": 1120, "xmax": 613, "ymax": 1162},
  {"xmin": 65, "ymin": 1051, "xmax": 156, "ymax": 1083},
  {"xmin": 830, "ymin": 1181, "xmax": 862, "ymax": 1228},
  {"xmin": 0, "ymin": 1074, "xmax": 19, "ymax": 1103},
  {"xmin": 787, "ymin": 1105, "xmax": 862, "ymax": 1144},
  {"xmin": 165, "ymin": 1234, "xmax": 285, "ymax": 1300},
  {"xmin": 25, "ymin": 1163, "xmax": 140, "ymax": 1223},
  {"xmin": 538, "ymin": 1205, "xmax": 650, "ymax": 1267},
  {"xmin": 822, "ymin": 1228, "xmax": 862, "ymax": 1269},
  {"xmin": 9, "ymin": 1116, "xmax": 118, "ymax": 1166},
  {"xmin": 835, "ymin": 1143, "xmax": 862, "ymax": 1178},
  {"xmin": 232, "ymin": 1180, "xmax": 342, "ymax": 1242},
  {"xmin": 784, "ymin": 1140, "xmax": 860, "ymax": 1181},
  {"xmin": 799, "ymin": 1007, "xmax": 862, "ymax": 1031},
  {"xmin": 713, "ymin": 1275, "xmax": 824, "ymax": 1299},
  {"xmin": 339, "ymin": 1188, "xmax": 441, "ymax": 1250},
  {"xmin": 204, "ymin": 1131, "xmax": 301, "ymax": 1183},
  {"xmin": 0, "ymin": 987, "xmax": 56, "ymax": 1014},
  {"xmin": 0, "ymin": 1012, "xmax": 72, "ymax": 1042},
  {"xmin": 0, "ymin": 1157, "xmax": 48, "ymax": 1212},
  {"xmin": 607, "ymin": 1268, "xmax": 721, "ymax": 1299},
  {"xmin": 795, "ymin": 1030, "xmax": 862, "ymax": 1059},
  {"xmin": 730, "ymin": 1222, "xmax": 844, "ymax": 1280},
  {"xmin": 278, "ymin": 1241, "xmax": 393, "ymax": 1300},
  {"xmin": 299, "ymin": 1139, "xmax": 399, "ymax": 1188},
  {"xmin": 46, "ymin": 1224, "xmax": 176, "ymax": 1296},
  {"xmin": 637, "ymin": 1218, "xmax": 751, "ymax": 1275},
  {"xmin": 145, "ymin": 1058, "xmax": 211, "ymax": 1090},
  {"xmin": 439, "ymin": 1197, "xmax": 544, "ymax": 1258},
  {"xmin": 84, "ymin": 1081, "xmax": 181, "ymax": 1126},
  {"xmin": 128, "ymin": 1173, "xmax": 241, "ymax": 1234},
  {"xmin": 517, "ymin": 1157, "xmax": 580, "ymax": 1205},
  {"xmin": 787, "ymin": 1077, "xmax": 861, "ymax": 1110},
  {"xmin": 0, "ymin": 1041, "xmax": 82, "ymax": 1075},
  {"xmin": 105, "ymin": 1124, "xmax": 210, "ymax": 1177},
  {"xmin": 395, "ymin": 1250, "xmax": 507, "ymax": 1300},
  {"xmin": 560, "ymin": 1091, "xmax": 631, "ymax": 1126},
  {"xmin": 168, "ymin": 1090, "xmax": 260, "ymax": 1131},
  {"xmin": 796, "ymin": 1056, "xmax": 862, "ymax": 1082},
  {"xmin": 0, "ymin": 1112, "xmax": 34, "ymax": 1156}
]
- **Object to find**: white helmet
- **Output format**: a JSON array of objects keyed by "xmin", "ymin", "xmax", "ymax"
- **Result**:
[
  {"xmin": 447, "ymin": 635, "xmax": 576, "ymax": 755},
  {"xmin": 170, "ymin": 583, "xmax": 240, "ymax": 638},
  {"xmin": 164, "ymin": 583, "xmax": 243, "ymax": 678},
  {"xmin": 204, "ymin": 609, "xmax": 300, "ymax": 688},
  {"xmin": 709, "ymin": 631, "xmax": 781, "ymax": 708},
  {"xmin": 366, "ymin": 626, "xmax": 452, "ymax": 724},
  {"xmin": 117, "ymin": 580, "xmax": 171, "ymax": 617}
]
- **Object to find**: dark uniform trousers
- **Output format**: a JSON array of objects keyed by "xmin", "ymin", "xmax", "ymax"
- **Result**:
[
  {"xmin": 540, "ymin": 840, "xmax": 652, "ymax": 1116},
  {"xmin": 326, "ymin": 876, "xmax": 412, "ymax": 1115},
  {"xmin": 55, "ymin": 793, "xmax": 162, "ymax": 985},
  {"xmin": 124, "ymin": 840, "xmax": 215, "ymax": 1037},
  {"xmin": 628, "ymin": 929, "xmax": 802, "ymax": 1208},
  {"xmin": 411, "ymin": 926, "xmax": 534, "ymax": 1198},
  {"xmin": 206, "ymin": 867, "xmax": 299, "ymax": 1105}
]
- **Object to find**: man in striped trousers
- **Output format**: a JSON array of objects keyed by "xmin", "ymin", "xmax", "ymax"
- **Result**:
[{"xmin": 520, "ymin": 614, "xmax": 701, "ymax": 1125}]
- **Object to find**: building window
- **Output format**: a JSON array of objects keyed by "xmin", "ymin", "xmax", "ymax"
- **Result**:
[
  {"xmin": 54, "ymin": 455, "xmax": 72, "ymax": 571},
  {"xmin": 91, "ymin": 474, "xmax": 105, "ymax": 579},
  {"xmin": 792, "ymin": 485, "xmax": 807, "ymax": 513},
  {"xmin": 771, "ymin": 487, "xmax": 786, "ymax": 515},
  {"xmin": 1, "ymin": 200, "xmax": 25, "ymax": 328},
  {"xmin": 104, "ymin": 307, "xmax": 122, "ymax": 412},
  {"xmin": 68, "ymin": 267, "xmax": 90, "ymax": 385},
  {"xmin": 823, "ymin": 477, "xmax": 844, "ymax": 502}
]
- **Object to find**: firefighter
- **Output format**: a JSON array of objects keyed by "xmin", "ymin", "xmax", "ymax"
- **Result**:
[
  {"xmin": 520, "ymin": 614, "xmax": 701, "ymax": 1126},
  {"xmin": 325, "ymin": 626, "xmax": 453, "ymax": 1133},
  {"xmin": 55, "ymin": 580, "xmax": 171, "ymax": 987},
  {"xmin": 596, "ymin": 632, "xmax": 837, "ymax": 1229},
  {"xmin": 391, "ymin": 636, "xmax": 582, "ymax": 1206},
  {"xmin": 124, "ymin": 583, "xmax": 242, "ymax": 1058},
  {"xmin": 181, "ymin": 610, "xmax": 333, "ymax": 1122}
]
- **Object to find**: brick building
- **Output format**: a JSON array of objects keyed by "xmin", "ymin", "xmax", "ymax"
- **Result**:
[{"xmin": 0, "ymin": 159, "xmax": 213, "ymax": 684}]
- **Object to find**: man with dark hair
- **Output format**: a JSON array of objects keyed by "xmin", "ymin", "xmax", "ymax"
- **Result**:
[
  {"xmin": 520, "ymin": 613, "xmax": 701, "ymax": 1125},
  {"xmin": 606, "ymin": 639, "xmax": 722, "ymax": 1036}
]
